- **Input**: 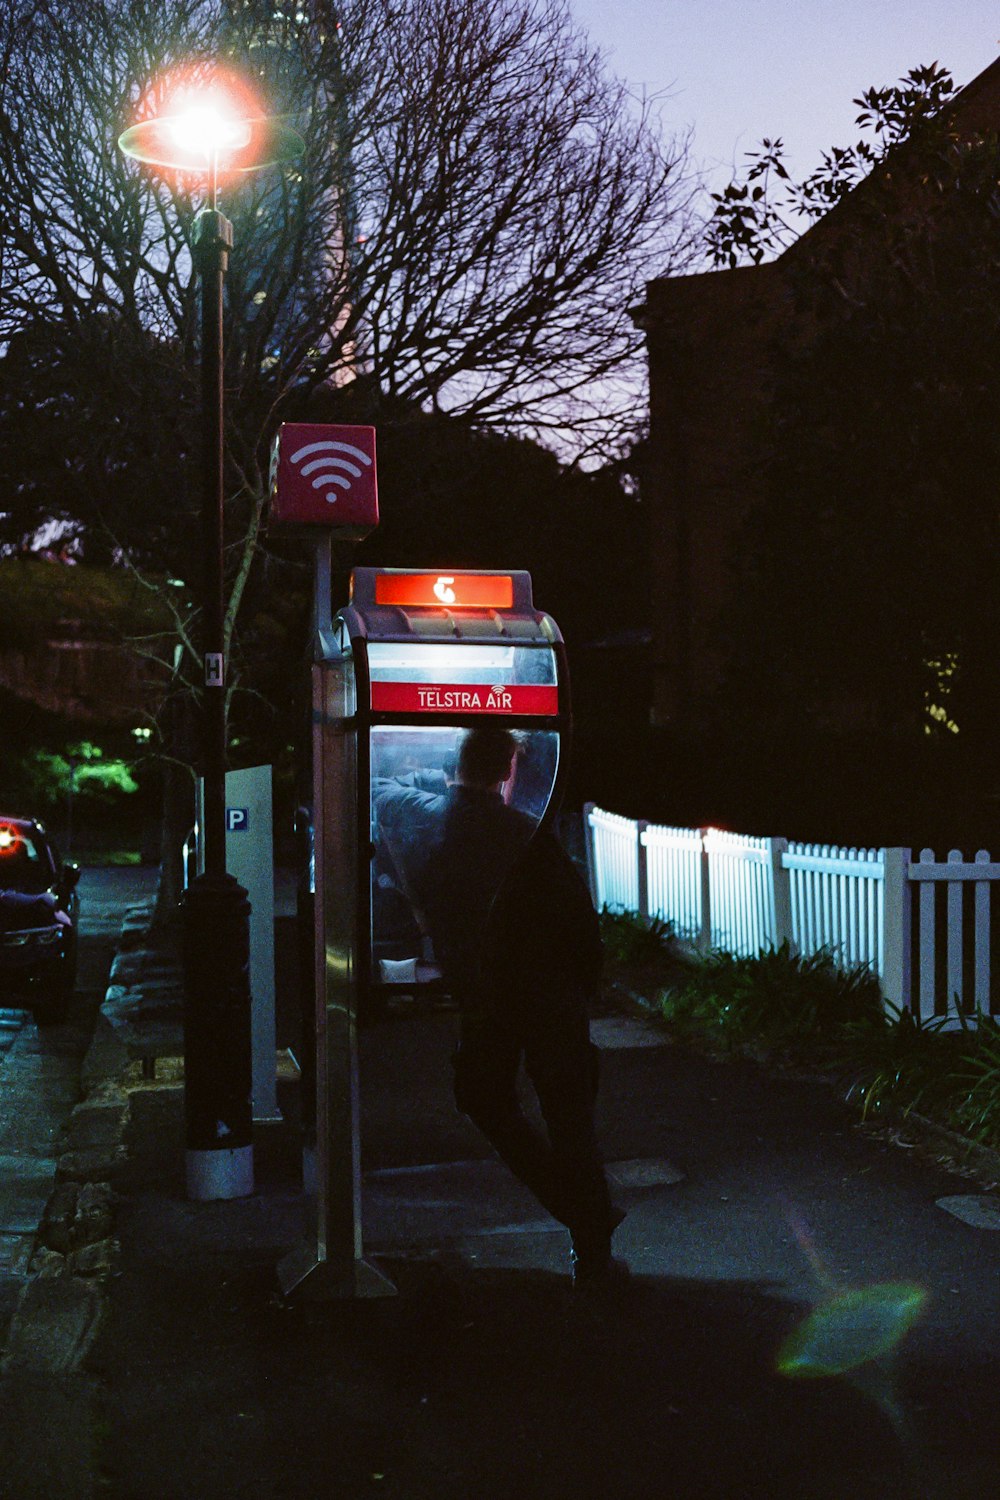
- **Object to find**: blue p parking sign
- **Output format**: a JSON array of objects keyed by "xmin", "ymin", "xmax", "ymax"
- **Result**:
[{"xmin": 227, "ymin": 807, "xmax": 250, "ymax": 833}]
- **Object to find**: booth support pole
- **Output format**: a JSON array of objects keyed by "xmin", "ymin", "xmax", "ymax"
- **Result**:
[
  {"xmin": 278, "ymin": 542, "xmax": 395, "ymax": 1299},
  {"xmin": 313, "ymin": 532, "xmax": 333, "ymax": 653}
]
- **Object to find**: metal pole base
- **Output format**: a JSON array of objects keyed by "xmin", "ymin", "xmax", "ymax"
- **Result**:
[
  {"xmin": 186, "ymin": 1145, "xmax": 254, "ymax": 1202},
  {"xmin": 277, "ymin": 1240, "xmax": 397, "ymax": 1301},
  {"xmin": 182, "ymin": 872, "xmax": 254, "ymax": 1201}
]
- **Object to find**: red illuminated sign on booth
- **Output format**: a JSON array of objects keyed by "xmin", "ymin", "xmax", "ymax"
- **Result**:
[
  {"xmin": 373, "ymin": 573, "xmax": 513, "ymax": 609},
  {"xmin": 371, "ymin": 682, "xmax": 559, "ymax": 715}
]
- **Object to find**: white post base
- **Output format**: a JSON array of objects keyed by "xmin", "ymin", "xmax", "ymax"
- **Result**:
[{"xmin": 186, "ymin": 1145, "xmax": 254, "ymax": 1201}]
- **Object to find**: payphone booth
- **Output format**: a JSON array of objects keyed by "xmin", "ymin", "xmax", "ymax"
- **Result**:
[{"xmin": 278, "ymin": 565, "xmax": 571, "ymax": 1299}]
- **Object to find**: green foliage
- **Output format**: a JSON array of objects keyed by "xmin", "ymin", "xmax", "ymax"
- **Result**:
[
  {"xmin": 828, "ymin": 1005, "xmax": 1000, "ymax": 1151},
  {"xmin": 835, "ymin": 1003, "xmax": 966, "ymax": 1122},
  {"xmin": 0, "ymin": 319, "xmax": 197, "ymax": 571},
  {"xmin": 0, "ymin": 560, "xmax": 176, "ymax": 651},
  {"xmin": 705, "ymin": 63, "xmax": 958, "ymax": 268},
  {"xmin": 662, "ymin": 947, "xmax": 1000, "ymax": 1147},
  {"xmin": 658, "ymin": 944, "xmax": 884, "ymax": 1053},
  {"xmin": 601, "ymin": 916, "xmax": 1000, "ymax": 1149},
  {"xmin": 599, "ymin": 908, "xmax": 674, "ymax": 969},
  {"xmin": 21, "ymin": 741, "xmax": 138, "ymax": 811},
  {"xmin": 953, "ymin": 1019, "xmax": 1000, "ymax": 1146}
]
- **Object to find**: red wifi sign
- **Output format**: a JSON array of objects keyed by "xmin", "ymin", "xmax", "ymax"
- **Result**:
[{"xmin": 269, "ymin": 423, "xmax": 379, "ymax": 536}]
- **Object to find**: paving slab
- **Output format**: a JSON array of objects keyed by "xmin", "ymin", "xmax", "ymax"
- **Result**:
[
  {"xmin": 0, "ymin": 1231, "xmax": 34, "ymax": 1340},
  {"xmin": 364, "ymin": 1158, "xmax": 545, "ymax": 1249},
  {"xmin": 455, "ymin": 1225, "xmax": 570, "ymax": 1273},
  {"xmin": 363, "ymin": 1153, "xmax": 684, "ymax": 1262},
  {"xmin": 589, "ymin": 1015, "xmax": 668, "ymax": 1049},
  {"xmin": 0, "ymin": 1234, "xmax": 33, "ymax": 1277},
  {"xmin": 0, "ymin": 1108, "xmax": 69, "ymax": 1158},
  {"xmin": 937, "ymin": 1194, "xmax": 1000, "ymax": 1229},
  {"xmin": 607, "ymin": 1156, "xmax": 685, "ymax": 1189}
]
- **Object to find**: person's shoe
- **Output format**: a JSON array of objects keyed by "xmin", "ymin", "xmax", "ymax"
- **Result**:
[
  {"xmin": 570, "ymin": 1206, "xmax": 625, "ymax": 1264},
  {"xmin": 569, "ymin": 1202, "xmax": 628, "ymax": 1295},
  {"xmin": 570, "ymin": 1249, "xmax": 631, "ymax": 1291}
]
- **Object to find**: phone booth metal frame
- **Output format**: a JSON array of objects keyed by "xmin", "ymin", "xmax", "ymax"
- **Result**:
[{"xmin": 279, "ymin": 564, "xmax": 571, "ymax": 1299}]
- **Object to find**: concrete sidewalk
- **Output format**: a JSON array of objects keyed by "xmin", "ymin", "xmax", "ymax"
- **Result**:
[
  {"xmin": 0, "ymin": 896, "xmax": 155, "ymax": 1500},
  {"xmin": 7, "ymin": 921, "xmax": 1000, "ymax": 1498}
]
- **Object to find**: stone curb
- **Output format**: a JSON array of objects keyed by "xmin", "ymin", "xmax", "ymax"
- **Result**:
[
  {"xmin": 0, "ymin": 901, "xmax": 173, "ymax": 1499},
  {"xmin": 101, "ymin": 915, "xmax": 183, "ymax": 1067},
  {"xmin": 2, "ymin": 1273, "xmax": 104, "ymax": 1377},
  {"xmin": 4, "ymin": 957, "xmax": 139, "ymax": 1287},
  {"xmin": 893, "ymin": 1109, "xmax": 1000, "ymax": 1184}
]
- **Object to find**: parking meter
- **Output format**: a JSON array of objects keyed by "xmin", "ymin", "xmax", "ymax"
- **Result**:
[{"xmin": 279, "ymin": 565, "xmax": 570, "ymax": 1299}]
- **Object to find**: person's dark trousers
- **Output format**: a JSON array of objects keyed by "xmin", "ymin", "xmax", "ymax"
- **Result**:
[{"xmin": 453, "ymin": 993, "xmax": 620, "ymax": 1261}]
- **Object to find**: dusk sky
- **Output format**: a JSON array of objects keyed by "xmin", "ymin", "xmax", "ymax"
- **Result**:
[{"xmin": 571, "ymin": 0, "xmax": 1000, "ymax": 190}]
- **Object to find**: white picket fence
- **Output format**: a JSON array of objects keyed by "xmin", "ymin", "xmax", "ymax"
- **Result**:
[{"xmin": 584, "ymin": 804, "xmax": 1000, "ymax": 1026}]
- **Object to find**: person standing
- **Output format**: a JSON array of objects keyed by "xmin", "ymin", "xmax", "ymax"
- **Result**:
[{"xmin": 372, "ymin": 724, "xmax": 624, "ymax": 1285}]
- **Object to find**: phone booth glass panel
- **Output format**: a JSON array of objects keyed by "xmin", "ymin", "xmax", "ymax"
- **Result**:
[
  {"xmin": 370, "ymin": 725, "xmax": 559, "ymax": 987},
  {"xmin": 367, "ymin": 641, "xmax": 558, "ymax": 689}
]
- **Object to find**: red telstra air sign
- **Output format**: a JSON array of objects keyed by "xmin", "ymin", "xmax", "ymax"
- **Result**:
[{"xmin": 370, "ymin": 681, "xmax": 559, "ymax": 715}]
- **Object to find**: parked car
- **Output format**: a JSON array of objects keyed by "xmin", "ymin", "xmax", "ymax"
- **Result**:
[{"xmin": 0, "ymin": 817, "xmax": 80, "ymax": 1023}]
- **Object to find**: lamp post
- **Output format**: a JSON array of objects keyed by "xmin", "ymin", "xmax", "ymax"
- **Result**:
[{"xmin": 119, "ymin": 76, "xmax": 304, "ymax": 1201}]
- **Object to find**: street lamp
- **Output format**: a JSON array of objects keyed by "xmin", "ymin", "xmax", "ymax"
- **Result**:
[{"xmin": 119, "ymin": 74, "xmax": 304, "ymax": 1201}]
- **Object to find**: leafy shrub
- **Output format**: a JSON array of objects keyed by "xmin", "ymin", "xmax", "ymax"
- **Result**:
[
  {"xmin": 953, "ymin": 1018, "xmax": 1000, "ymax": 1148},
  {"xmin": 21, "ymin": 740, "xmax": 138, "ymax": 811},
  {"xmin": 599, "ymin": 919, "xmax": 1000, "ymax": 1151},
  {"xmin": 599, "ymin": 909, "xmax": 675, "ymax": 970},
  {"xmin": 658, "ymin": 943, "xmax": 884, "ymax": 1053},
  {"xmin": 836, "ymin": 1003, "xmax": 966, "ymax": 1122}
]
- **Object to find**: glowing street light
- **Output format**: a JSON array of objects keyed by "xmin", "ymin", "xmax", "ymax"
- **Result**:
[
  {"xmin": 165, "ymin": 100, "xmax": 251, "ymax": 158},
  {"xmin": 119, "ymin": 73, "xmax": 304, "ymax": 1203},
  {"xmin": 119, "ymin": 78, "xmax": 303, "ymax": 193}
]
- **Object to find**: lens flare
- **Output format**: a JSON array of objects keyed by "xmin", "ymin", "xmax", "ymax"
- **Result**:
[
  {"xmin": 121, "ymin": 64, "xmax": 268, "ymax": 186},
  {"xmin": 777, "ymin": 1281, "xmax": 927, "ymax": 1379}
]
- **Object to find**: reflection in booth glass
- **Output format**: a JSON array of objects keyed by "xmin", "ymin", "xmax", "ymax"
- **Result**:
[
  {"xmin": 370, "ymin": 726, "xmax": 558, "ymax": 988},
  {"xmin": 367, "ymin": 642, "xmax": 557, "ymax": 687}
]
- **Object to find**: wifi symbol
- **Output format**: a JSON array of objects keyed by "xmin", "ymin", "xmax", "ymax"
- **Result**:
[{"xmin": 289, "ymin": 439, "xmax": 374, "ymax": 505}]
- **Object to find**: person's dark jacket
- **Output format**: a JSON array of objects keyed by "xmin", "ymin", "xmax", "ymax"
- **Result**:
[
  {"xmin": 372, "ymin": 777, "xmax": 601, "ymax": 1012},
  {"xmin": 484, "ymin": 826, "xmax": 603, "ymax": 1009},
  {"xmin": 372, "ymin": 779, "xmax": 532, "ymax": 997}
]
